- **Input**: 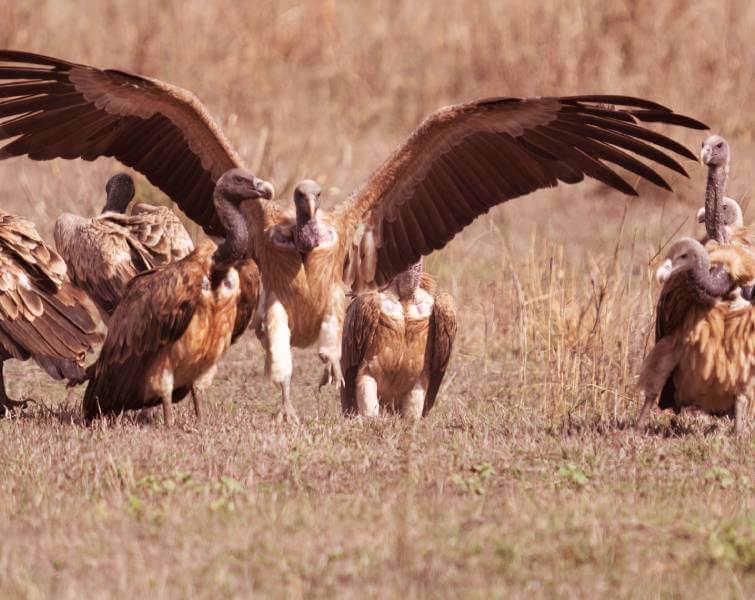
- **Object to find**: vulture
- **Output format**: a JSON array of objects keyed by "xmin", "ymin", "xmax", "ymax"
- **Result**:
[
  {"xmin": 0, "ymin": 50, "xmax": 709, "ymax": 423},
  {"xmin": 83, "ymin": 169, "xmax": 270, "ymax": 426},
  {"xmin": 0, "ymin": 211, "xmax": 100, "ymax": 414},
  {"xmin": 696, "ymin": 197, "xmax": 743, "ymax": 243},
  {"xmin": 638, "ymin": 238, "xmax": 755, "ymax": 433},
  {"xmin": 54, "ymin": 172, "xmax": 194, "ymax": 319},
  {"xmin": 340, "ymin": 259, "xmax": 457, "ymax": 419}
]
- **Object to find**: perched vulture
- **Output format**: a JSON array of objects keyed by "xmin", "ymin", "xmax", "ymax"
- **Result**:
[
  {"xmin": 638, "ymin": 238, "xmax": 755, "ymax": 433},
  {"xmin": 0, "ymin": 50, "xmax": 709, "ymax": 422},
  {"xmin": 0, "ymin": 211, "xmax": 100, "ymax": 414},
  {"xmin": 54, "ymin": 172, "xmax": 194, "ymax": 319},
  {"xmin": 340, "ymin": 260, "xmax": 457, "ymax": 419},
  {"xmin": 83, "ymin": 170, "xmax": 268, "ymax": 426}
]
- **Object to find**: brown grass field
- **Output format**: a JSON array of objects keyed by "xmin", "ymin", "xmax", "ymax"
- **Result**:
[{"xmin": 1, "ymin": 0, "xmax": 754, "ymax": 597}]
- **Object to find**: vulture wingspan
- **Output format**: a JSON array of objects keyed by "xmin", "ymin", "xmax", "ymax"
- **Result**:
[
  {"xmin": 341, "ymin": 95, "xmax": 708, "ymax": 287},
  {"xmin": 0, "ymin": 50, "xmax": 243, "ymax": 236}
]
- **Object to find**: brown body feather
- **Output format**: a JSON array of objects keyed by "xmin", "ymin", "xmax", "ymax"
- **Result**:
[
  {"xmin": 0, "ymin": 211, "xmax": 100, "ymax": 400},
  {"xmin": 645, "ymin": 243, "xmax": 755, "ymax": 419},
  {"xmin": 341, "ymin": 273, "xmax": 457, "ymax": 418},
  {"xmin": 83, "ymin": 243, "xmax": 241, "ymax": 419}
]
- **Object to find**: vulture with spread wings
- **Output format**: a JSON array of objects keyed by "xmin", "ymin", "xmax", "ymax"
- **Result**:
[{"xmin": 0, "ymin": 50, "xmax": 707, "ymax": 422}]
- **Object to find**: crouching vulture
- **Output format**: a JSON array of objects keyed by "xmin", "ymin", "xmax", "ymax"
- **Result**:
[
  {"xmin": 638, "ymin": 238, "xmax": 755, "ymax": 433},
  {"xmin": 0, "ymin": 50, "xmax": 708, "ymax": 423},
  {"xmin": 340, "ymin": 260, "xmax": 457, "ymax": 419},
  {"xmin": 83, "ymin": 170, "xmax": 269, "ymax": 425},
  {"xmin": 0, "ymin": 211, "xmax": 100, "ymax": 414},
  {"xmin": 54, "ymin": 172, "xmax": 194, "ymax": 319}
]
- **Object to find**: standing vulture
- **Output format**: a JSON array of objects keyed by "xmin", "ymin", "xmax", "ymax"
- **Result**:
[
  {"xmin": 54, "ymin": 172, "xmax": 194, "ymax": 319},
  {"xmin": 83, "ymin": 169, "xmax": 270, "ymax": 426},
  {"xmin": 0, "ymin": 50, "xmax": 708, "ymax": 422},
  {"xmin": 340, "ymin": 260, "xmax": 457, "ymax": 419},
  {"xmin": 638, "ymin": 238, "xmax": 755, "ymax": 433},
  {"xmin": 0, "ymin": 211, "xmax": 100, "ymax": 414}
]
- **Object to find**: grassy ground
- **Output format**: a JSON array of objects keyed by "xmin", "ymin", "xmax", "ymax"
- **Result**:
[{"xmin": 0, "ymin": 0, "xmax": 754, "ymax": 597}]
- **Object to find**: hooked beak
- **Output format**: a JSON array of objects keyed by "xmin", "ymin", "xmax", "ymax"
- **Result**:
[
  {"xmin": 697, "ymin": 207, "xmax": 705, "ymax": 224},
  {"xmin": 307, "ymin": 194, "xmax": 318, "ymax": 220},
  {"xmin": 254, "ymin": 177, "xmax": 275, "ymax": 200},
  {"xmin": 700, "ymin": 145, "xmax": 711, "ymax": 165},
  {"xmin": 656, "ymin": 258, "xmax": 673, "ymax": 284}
]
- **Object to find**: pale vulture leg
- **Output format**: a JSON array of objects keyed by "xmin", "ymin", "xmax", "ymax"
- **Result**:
[
  {"xmin": 152, "ymin": 369, "xmax": 174, "ymax": 428},
  {"xmin": 356, "ymin": 373, "xmax": 379, "ymax": 417},
  {"xmin": 190, "ymin": 365, "xmax": 217, "ymax": 424},
  {"xmin": 401, "ymin": 381, "xmax": 426, "ymax": 420},
  {"xmin": 734, "ymin": 394, "xmax": 749, "ymax": 435},
  {"xmin": 0, "ymin": 360, "xmax": 27, "ymax": 416},
  {"xmin": 266, "ymin": 295, "xmax": 298, "ymax": 424},
  {"xmin": 636, "ymin": 337, "xmax": 679, "ymax": 430},
  {"xmin": 161, "ymin": 394, "xmax": 174, "ymax": 428},
  {"xmin": 318, "ymin": 287, "xmax": 345, "ymax": 390}
]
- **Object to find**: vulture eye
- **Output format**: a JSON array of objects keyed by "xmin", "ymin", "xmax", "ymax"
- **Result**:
[
  {"xmin": 680, "ymin": 253, "xmax": 688, "ymax": 259},
  {"xmin": 716, "ymin": 142, "xmax": 723, "ymax": 149}
]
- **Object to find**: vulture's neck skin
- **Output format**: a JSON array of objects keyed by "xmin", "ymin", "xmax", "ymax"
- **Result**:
[
  {"xmin": 705, "ymin": 162, "xmax": 729, "ymax": 244},
  {"xmin": 394, "ymin": 260, "xmax": 423, "ymax": 302},
  {"xmin": 212, "ymin": 193, "xmax": 248, "ymax": 281},
  {"xmin": 294, "ymin": 209, "xmax": 322, "ymax": 255},
  {"xmin": 683, "ymin": 260, "xmax": 732, "ymax": 307}
]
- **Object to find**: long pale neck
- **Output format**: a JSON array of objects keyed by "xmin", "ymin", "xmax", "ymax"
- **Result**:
[
  {"xmin": 705, "ymin": 164, "xmax": 728, "ymax": 244},
  {"xmin": 212, "ymin": 193, "xmax": 248, "ymax": 280},
  {"xmin": 395, "ymin": 259, "xmax": 423, "ymax": 301}
]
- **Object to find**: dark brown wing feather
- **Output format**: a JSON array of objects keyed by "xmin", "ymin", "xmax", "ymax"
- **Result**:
[
  {"xmin": 231, "ymin": 259, "xmax": 261, "ymax": 344},
  {"xmin": 0, "ymin": 213, "xmax": 100, "ymax": 380},
  {"xmin": 340, "ymin": 95, "xmax": 707, "ymax": 288},
  {"xmin": 340, "ymin": 292, "xmax": 382, "ymax": 416},
  {"xmin": 423, "ymin": 291, "xmax": 457, "ymax": 416},
  {"xmin": 82, "ymin": 248, "xmax": 210, "ymax": 419},
  {"xmin": 0, "ymin": 50, "xmax": 243, "ymax": 236}
]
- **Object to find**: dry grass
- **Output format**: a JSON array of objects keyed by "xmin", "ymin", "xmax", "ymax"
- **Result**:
[{"xmin": 0, "ymin": 0, "xmax": 754, "ymax": 597}]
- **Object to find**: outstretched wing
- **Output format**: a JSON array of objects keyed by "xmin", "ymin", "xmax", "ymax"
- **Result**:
[
  {"xmin": 82, "ymin": 248, "xmax": 210, "ymax": 419},
  {"xmin": 423, "ymin": 291, "xmax": 457, "ymax": 416},
  {"xmin": 340, "ymin": 292, "xmax": 382, "ymax": 416},
  {"xmin": 0, "ymin": 50, "xmax": 244, "ymax": 236},
  {"xmin": 339, "ymin": 95, "xmax": 707, "ymax": 289}
]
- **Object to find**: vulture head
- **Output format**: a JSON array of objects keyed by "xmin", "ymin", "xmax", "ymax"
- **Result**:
[
  {"xmin": 701, "ymin": 135, "xmax": 730, "ymax": 169},
  {"xmin": 215, "ymin": 168, "xmax": 274, "ymax": 205},
  {"xmin": 293, "ymin": 180, "xmax": 322, "ymax": 225},
  {"xmin": 656, "ymin": 238, "xmax": 709, "ymax": 284},
  {"xmin": 102, "ymin": 172, "xmax": 135, "ymax": 214},
  {"xmin": 696, "ymin": 197, "xmax": 743, "ymax": 231}
]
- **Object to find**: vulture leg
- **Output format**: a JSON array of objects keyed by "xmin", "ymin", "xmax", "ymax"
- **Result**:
[
  {"xmin": 317, "ymin": 287, "xmax": 346, "ymax": 390},
  {"xmin": 401, "ymin": 381, "xmax": 426, "ymax": 420},
  {"xmin": 191, "ymin": 385, "xmax": 205, "ymax": 424},
  {"xmin": 734, "ymin": 393, "xmax": 749, "ymax": 435},
  {"xmin": 636, "ymin": 337, "xmax": 679, "ymax": 430},
  {"xmin": 356, "ymin": 373, "xmax": 379, "ymax": 417},
  {"xmin": 161, "ymin": 394, "xmax": 174, "ymax": 428},
  {"xmin": 276, "ymin": 376, "xmax": 299, "ymax": 424},
  {"xmin": 265, "ymin": 295, "xmax": 297, "ymax": 423},
  {"xmin": 0, "ymin": 360, "xmax": 27, "ymax": 416},
  {"xmin": 190, "ymin": 365, "xmax": 217, "ymax": 424}
]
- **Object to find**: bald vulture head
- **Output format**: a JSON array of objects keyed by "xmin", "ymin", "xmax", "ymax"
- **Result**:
[
  {"xmin": 701, "ymin": 135, "xmax": 730, "ymax": 169},
  {"xmin": 214, "ymin": 168, "xmax": 274, "ymax": 205},
  {"xmin": 696, "ymin": 197, "xmax": 744, "ymax": 233},
  {"xmin": 294, "ymin": 180, "xmax": 322, "ymax": 225},
  {"xmin": 102, "ymin": 173, "xmax": 135, "ymax": 214},
  {"xmin": 656, "ymin": 238, "xmax": 709, "ymax": 284}
]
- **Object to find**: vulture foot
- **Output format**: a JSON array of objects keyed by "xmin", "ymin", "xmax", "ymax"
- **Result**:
[
  {"xmin": 318, "ymin": 360, "xmax": 345, "ymax": 391},
  {"xmin": 276, "ymin": 377, "xmax": 300, "ymax": 425},
  {"xmin": 635, "ymin": 392, "xmax": 655, "ymax": 432},
  {"xmin": 191, "ymin": 386, "xmax": 205, "ymax": 424}
]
